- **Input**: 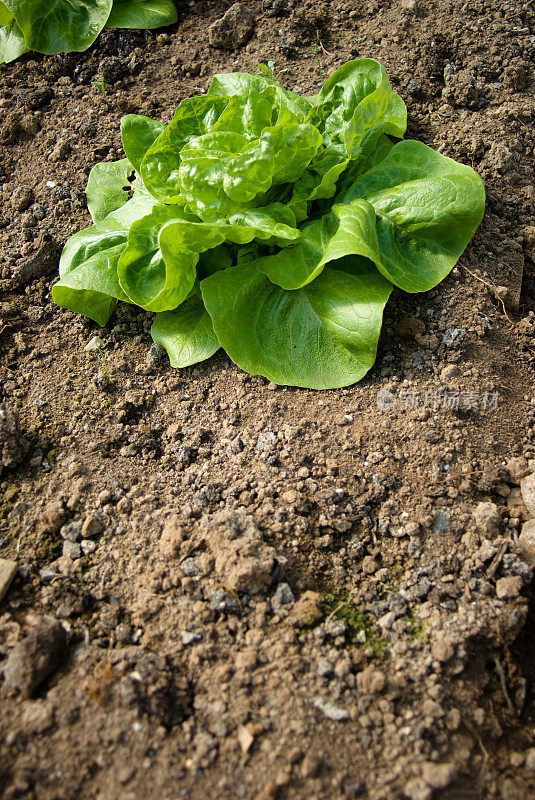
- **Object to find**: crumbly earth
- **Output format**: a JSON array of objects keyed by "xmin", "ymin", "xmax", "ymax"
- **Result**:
[{"xmin": 1, "ymin": 1, "xmax": 535, "ymax": 799}]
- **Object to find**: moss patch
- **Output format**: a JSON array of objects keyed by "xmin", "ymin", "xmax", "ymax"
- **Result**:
[{"xmin": 322, "ymin": 589, "xmax": 389, "ymax": 660}]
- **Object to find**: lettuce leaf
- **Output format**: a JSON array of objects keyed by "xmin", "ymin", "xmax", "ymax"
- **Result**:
[
  {"xmin": 106, "ymin": 0, "xmax": 177, "ymax": 29},
  {"xmin": 3, "ymin": 0, "xmax": 112, "ymax": 54},
  {"xmin": 0, "ymin": 0, "xmax": 178, "ymax": 63},
  {"xmin": 0, "ymin": 15, "xmax": 28, "ymax": 62},
  {"xmin": 201, "ymin": 261, "xmax": 393, "ymax": 390},
  {"xmin": 151, "ymin": 293, "xmax": 220, "ymax": 368},
  {"xmin": 343, "ymin": 140, "xmax": 485, "ymax": 292}
]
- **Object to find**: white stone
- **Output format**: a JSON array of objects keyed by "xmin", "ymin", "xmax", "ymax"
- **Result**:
[
  {"xmin": 520, "ymin": 473, "xmax": 535, "ymax": 517},
  {"xmin": 84, "ymin": 336, "xmax": 105, "ymax": 352},
  {"xmin": 0, "ymin": 558, "xmax": 17, "ymax": 602},
  {"xmin": 519, "ymin": 519, "xmax": 535, "ymax": 567}
]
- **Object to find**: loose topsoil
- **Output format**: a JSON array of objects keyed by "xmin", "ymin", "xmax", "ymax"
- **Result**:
[{"xmin": 1, "ymin": 1, "xmax": 535, "ymax": 799}]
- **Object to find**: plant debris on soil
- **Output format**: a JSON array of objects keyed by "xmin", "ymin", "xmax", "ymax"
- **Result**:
[{"xmin": 0, "ymin": 2, "xmax": 534, "ymax": 799}]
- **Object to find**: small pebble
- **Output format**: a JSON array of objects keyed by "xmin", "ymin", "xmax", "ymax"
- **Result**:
[
  {"xmin": 81, "ymin": 515, "xmax": 103, "ymax": 538},
  {"xmin": 271, "ymin": 582, "xmax": 294, "ymax": 615},
  {"xmin": 81, "ymin": 539, "xmax": 98, "ymax": 555},
  {"xmin": 84, "ymin": 336, "xmax": 105, "ymax": 352},
  {"xmin": 312, "ymin": 697, "xmax": 349, "ymax": 721},
  {"xmin": 62, "ymin": 540, "xmax": 81, "ymax": 560},
  {"xmin": 60, "ymin": 519, "xmax": 82, "ymax": 542},
  {"xmin": 180, "ymin": 630, "xmax": 201, "ymax": 646},
  {"xmin": 39, "ymin": 567, "xmax": 60, "ymax": 583}
]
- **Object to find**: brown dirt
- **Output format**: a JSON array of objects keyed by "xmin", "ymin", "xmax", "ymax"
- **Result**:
[{"xmin": 1, "ymin": 1, "xmax": 535, "ymax": 799}]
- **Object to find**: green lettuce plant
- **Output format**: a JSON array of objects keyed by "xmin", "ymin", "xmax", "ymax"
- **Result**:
[
  {"xmin": 52, "ymin": 60, "xmax": 485, "ymax": 389},
  {"xmin": 0, "ymin": 0, "xmax": 177, "ymax": 63}
]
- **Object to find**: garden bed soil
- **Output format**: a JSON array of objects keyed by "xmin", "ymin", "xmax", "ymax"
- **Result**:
[{"xmin": 1, "ymin": 1, "xmax": 535, "ymax": 799}]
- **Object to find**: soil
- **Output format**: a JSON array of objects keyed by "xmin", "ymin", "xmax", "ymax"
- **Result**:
[{"xmin": 1, "ymin": 1, "xmax": 535, "ymax": 799}]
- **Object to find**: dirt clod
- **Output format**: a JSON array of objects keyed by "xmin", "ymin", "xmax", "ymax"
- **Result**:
[
  {"xmin": 291, "ymin": 590, "xmax": 323, "ymax": 627},
  {"xmin": 472, "ymin": 501, "xmax": 501, "ymax": 537},
  {"xmin": 9, "ymin": 235, "xmax": 60, "ymax": 289},
  {"xmin": 422, "ymin": 762, "xmax": 457, "ymax": 790},
  {"xmin": 209, "ymin": 3, "xmax": 255, "ymax": 49},
  {"xmin": 0, "ymin": 404, "xmax": 27, "ymax": 476},
  {"xmin": 201, "ymin": 509, "xmax": 278, "ymax": 595},
  {"xmin": 2, "ymin": 617, "xmax": 68, "ymax": 697}
]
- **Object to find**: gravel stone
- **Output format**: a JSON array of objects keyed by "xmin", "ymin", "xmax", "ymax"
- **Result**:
[
  {"xmin": 181, "ymin": 631, "xmax": 202, "ymax": 646},
  {"xmin": 180, "ymin": 557, "xmax": 199, "ymax": 576},
  {"xmin": 432, "ymin": 510, "xmax": 450, "ymax": 534},
  {"xmin": 81, "ymin": 515, "xmax": 104, "ymax": 539},
  {"xmin": 60, "ymin": 519, "xmax": 82, "ymax": 542},
  {"xmin": 62, "ymin": 540, "xmax": 81, "ymax": 560},
  {"xmin": 271, "ymin": 582, "xmax": 294, "ymax": 614},
  {"xmin": 312, "ymin": 697, "xmax": 349, "ymax": 721},
  {"xmin": 442, "ymin": 327, "xmax": 465, "ymax": 347},
  {"xmin": 256, "ymin": 431, "xmax": 277, "ymax": 452},
  {"xmin": 520, "ymin": 473, "xmax": 535, "ymax": 517},
  {"xmin": 38, "ymin": 567, "xmax": 60, "ymax": 583},
  {"xmin": 209, "ymin": 588, "xmax": 240, "ymax": 614},
  {"xmin": 80, "ymin": 539, "xmax": 97, "ymax": 556},
  {"xmin": 174, "ymin": 444, "xmax": 195, "ymax": 465},
  {"xmin": 518, "ymin": 519, "xmax": 535, "ymax": 567},
  {"xmin": 500, "ymin": 553, "xmax": 532, "ymax": 584},
  {"xmin": 84, "ymin": 335, "xmax": 105, "ymax": 352}
]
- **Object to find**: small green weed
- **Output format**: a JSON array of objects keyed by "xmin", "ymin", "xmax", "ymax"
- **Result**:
[
  {"xmin": 92, "ymin": 76, "xmax": 106, "ymax": 95},
  {"xmin": 248, "ymin": 60, "xmax": 288, "ymax": 82},
  {"xmin": 406, "ymin": 608, "xmax": 425, "ymax": 639},
  {"xmin": 96, "ymin": 345, "xmax": 111, "ymax": 379}
]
